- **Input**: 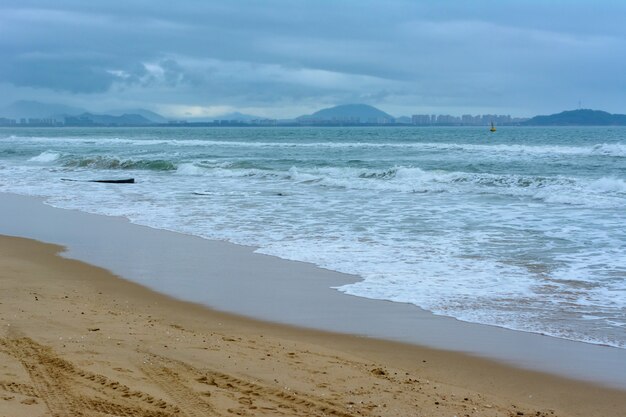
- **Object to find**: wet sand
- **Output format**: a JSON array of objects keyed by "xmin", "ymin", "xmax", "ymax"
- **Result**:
[{"xmin": 2, "ymin": 234, "xmax": 626, "ymax": 417}]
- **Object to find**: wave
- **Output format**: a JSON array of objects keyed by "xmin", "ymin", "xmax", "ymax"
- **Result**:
[
  {"xmin": 589, "ymin": 143, "xmax": 626, "ymax": 157},
  {"xmin": 187, "ymin": 164, "xmax": 626, "ymax": 207},
  {"xmin": 175, "ymin": 161, "xmax": 286, "ymax": 180},
  {"xmin": 172, "ymin": 159, "xmax": 626, "ymax": 198},
  {"xmin": 3, "ymin": 129, "xmax": 626, "ymax": 353},
  {"xmin": 28, "ymin": 151, "xmax": 61, "ymax": 163},
  {"xmin": 455, "ymin": 142, "xmax": 626, "ymax": 157},
  {"xmin": 63, "ymin": 156, "xmax": 177, "ymax": 171},
  {"xmin": 4, "ymin": 134, "xmax": 626, "ymax": 157},
  {"xmin": 176, "ymin": 163, "xmax": 206, "ymax": 175},
  {"xmin": 587, "ymin": 177, "xmax": 626, "ymax": 193}
]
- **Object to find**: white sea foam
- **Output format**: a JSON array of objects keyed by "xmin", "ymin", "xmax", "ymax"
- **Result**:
[
  {"xmin": 4, "ymin": 134, "xmax": 626, "ymax": 157},
  {"xmin": 211, "ymin": 165, "xmax": 625, "ymax": 207},
  {"xmin": 28, "ymin": 151, "xmax": 61, "ymax": 163},
  {"xmin": 590, "ymin": 143, "xmax": 626, "ymax": 157},
  {"xmin": 2, "ymin": 127, "xmax": 625, "ymax": 349},
  {"xmin": 176, "ymin": 163, "xmax": 206, "ymax": 175},
  {"xmin": 586, "ymin": 177, "xmax": 626, "ymax": 193}
]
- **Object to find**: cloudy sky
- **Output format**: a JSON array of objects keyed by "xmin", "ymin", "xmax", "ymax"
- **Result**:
[{"xmin": 1, "ymin": 0, "xmax": 625, "ymax": 118}]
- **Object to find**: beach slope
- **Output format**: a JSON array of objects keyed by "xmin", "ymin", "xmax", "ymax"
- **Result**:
[{"xmin": 1, "ymin": 235, "xmax": 625, "ymax": 417}]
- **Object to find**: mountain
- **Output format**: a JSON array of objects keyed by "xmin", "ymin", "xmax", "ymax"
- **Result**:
[
  {"xmin": 298, "ymin": 104, "xmax": 394, "ymax": 123},
  {"xmin": 65, "ymin": 113, "xmax": 154, "ymax": 126},
  {"xmin": 107, "ymin": 108, "xmax": 168, "ymax": 123},
  {"xmin": 211, "ymin": 112, "xmax": 264, "ymax": 121},
  {"xmin": 524, "ymin": 109, "xmax": 626, "ymax": 126},
  {"xmin": 175, "ymin": 111, "xmax": 264, "ymax": 123},
  {"xmin": 1, "ymin": 100, "xmax": 86, "ymax": 119}
]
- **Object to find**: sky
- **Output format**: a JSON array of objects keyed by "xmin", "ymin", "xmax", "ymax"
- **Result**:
[{"xmin": 1, "ymin": 0, "xmax": 625, "ymax": 119}]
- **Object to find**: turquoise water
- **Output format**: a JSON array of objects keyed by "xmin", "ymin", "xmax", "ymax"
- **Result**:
[{"xmin": 1, "ymin": 126, "xmax": 625, "ymax": 347}]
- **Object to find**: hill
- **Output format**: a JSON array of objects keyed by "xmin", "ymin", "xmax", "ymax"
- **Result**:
[
  {"xmin": 1, "ymin": 100, "xmax": 86, "ymax": 119},
  {"xmin": 107, "ymin": 108, "xmax": 168, "ymax": 123},
  {"xmin": 524, "ymin": 109, "xmax": 626, "ymax": 126},
  {"xmin": 176, "ymin": 111, "xmax": 264, "ymax": 123},
  {"xmin": 211, "ymin": 112, "xmax": 264, "ymax": 122},
  {"xmin": 64, "ymin": 113, "xmax": 154, "ymax": 126},
  {"xmin": 298, "ymin": 104, "xmax": 394, "ymax": 123}
]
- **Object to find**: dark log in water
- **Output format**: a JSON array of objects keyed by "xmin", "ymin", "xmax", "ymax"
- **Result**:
[
  {"xmin": 89, "ymin": 178, "xmax": 135, "ymax": 184},
  {"xmin": 62, "ymin": 178, "xmax": 135, "ymax": 184}
]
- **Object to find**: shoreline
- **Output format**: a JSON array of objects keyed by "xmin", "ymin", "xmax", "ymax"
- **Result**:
[
  {"xmin": 1, "ymin": 192, "xmax": 626, "ymax": 390},
  {"xmin": 2, "ymin": 234, "xmax": 626, "ymax": 417}
]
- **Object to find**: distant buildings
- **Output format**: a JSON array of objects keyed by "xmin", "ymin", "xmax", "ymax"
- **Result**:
[
  {"xmin": 297, "ymin": 116, "xmax": 395, "ymax": 126},
  {"xmin": 64, "ymin": 115, "xmax": 96, "ymax": 126},
  {"xmin": 410, "ymin": 114, "xmax": 527, "ymax": 126},
  {"xmin": 411, "ymin": 114, "xmax": 432, "ymax": 125},
  {"xmin": 0, "ymin": 110, "xmax": 529, "ymax": 128},
  {"xmin": 0, "ymin": 117, "xmax": 61, "ymax": 126},
  {"xmin": 250, "ymin": 119, "xmax": 278, "ymax": 126},
  {"xmin": 0, "ymin": 117, "xmax": 17, "ymax": 126}
]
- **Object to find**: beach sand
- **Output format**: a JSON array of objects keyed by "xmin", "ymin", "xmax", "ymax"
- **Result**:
[{"xmin": 1, "ymin": 235, "xmax": 625, "ymax": 417}]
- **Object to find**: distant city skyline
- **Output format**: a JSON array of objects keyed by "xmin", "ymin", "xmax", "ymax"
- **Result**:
[
  {"xmin": 1, "ymin": 1, "xmax": 625, "ymax": 118},
  {"xmin": 3, "ymin": 103, "xmax": 625, "ymax": 127},
  {"xmin": 0, "ymin": 100, "xmax": 531, "ymax": 126}
]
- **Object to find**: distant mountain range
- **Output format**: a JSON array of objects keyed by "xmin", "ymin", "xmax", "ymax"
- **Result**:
[
  {"xmin": 0, "ymin": 100, "xmax": 86, "ymax": 119},
  {"xmin": 65, "ymin": 113, "xmax": 154, "ymax": 126},
  {"xmin": 0, "ymin": 100, "xmax": 268, "ymax": 124},
  {"xmin": 523, "ymin": 109, "xmax": 626, "ymax": 126},
  {"xmin": 0, "ymin": 100, "xmax": 161, "ymax": 124},
  {"xmin": 106, "ymin": 108, "xmax": 168, "ymax": 123},
  {"xmin": 3, "ymin": 100, "xmax": 626, "ymax": 127},
  {"xmin": 297, "ymin": 104, "xmax": 394, "ymax": 123},
  {"xmin": 184, "ymin": 111, "xmax": 266, "ymax": 123}
]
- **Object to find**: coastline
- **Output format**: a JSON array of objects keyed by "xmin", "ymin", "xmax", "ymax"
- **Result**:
[
  {"xmin": 2, "ymin": 234, "xmax": 626, "ymax": 416},
  {"xmin": 2, "ymin": 126, "xmax": 625, "ymax": 354},
  {"xmin": 1, "ymin": 192, "xmax": 626, "ymax": 391}
]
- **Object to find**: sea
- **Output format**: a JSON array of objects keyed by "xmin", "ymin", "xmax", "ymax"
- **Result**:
[{"xmin": 1, "ymin": 126, "xmax": 625, "ymax": 348}]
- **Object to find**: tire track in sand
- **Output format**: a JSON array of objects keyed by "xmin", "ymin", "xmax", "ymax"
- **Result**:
[
  {"xmin": 141, "ymin": 361, "xmax": 218, "ymax": 417},
  {"xmin": 1, "ymin": 336, "xmax": 180, "ymax": 417},
  {"xmin": 2, "ymin": 337, "xmax": 78, "ymax": 417},
  {"xmin": 142, "ymin": 353, "xmax": 362, "ymax": 417},
  {"xmin": 0, "ymin": 380, "xmax": 39, "ymax": 398}
]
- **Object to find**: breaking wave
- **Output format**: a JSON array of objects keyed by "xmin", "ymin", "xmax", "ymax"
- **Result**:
[
  {"xmin": 28, "ymin": 151, "xmax": 61, "ymax": 163},
  {"xmin": 63, "ymin": 156, "xmax": 177, "ymax": 171},
  {"xmin": 3, "ymin": 133, "xmax": 626, "ymax": 157}
]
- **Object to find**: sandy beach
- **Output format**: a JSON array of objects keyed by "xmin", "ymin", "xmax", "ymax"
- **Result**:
[
  {"xmin": 1, "ymin": 234, "xmax": 625, "ymax": 417},
  {"xmin": 3, "ymin": 1, "xmax": 626, "ymax": 415}
]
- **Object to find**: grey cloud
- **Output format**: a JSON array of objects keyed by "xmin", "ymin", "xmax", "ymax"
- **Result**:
[
  {"xmin": 1, "ymin": 0, "xmax": 625, "ymax": 116},
  {"xmin": 159, "ymin": 59, "xmax": 186, "ymax": 86},
  {"xmin": 1, "ymin": 56, "xmax": 116, "ymax": 93}
]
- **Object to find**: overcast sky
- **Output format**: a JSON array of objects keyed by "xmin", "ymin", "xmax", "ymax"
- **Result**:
[{"xmin": 1, "ymin": 1, "xmax": 625, "ymax": 118}]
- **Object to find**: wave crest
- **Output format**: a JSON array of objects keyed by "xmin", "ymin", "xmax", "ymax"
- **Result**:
[
  {"xmin": 29, "ymin": 151, "xmax": 61, "ymax": 163},
  {"xmin": 63, "ymin": 156, "xmax": 177, "ymax": 171}
]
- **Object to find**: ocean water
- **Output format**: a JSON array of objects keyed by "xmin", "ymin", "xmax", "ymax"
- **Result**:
[{"xmin": 1, "ymin": 126, "xmax": 625, "ymax": 348}]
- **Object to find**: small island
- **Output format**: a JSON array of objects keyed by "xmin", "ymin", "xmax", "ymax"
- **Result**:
[{"xmin": 523, "ymin": 109, "xmax": 626, "ymax": 126}]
